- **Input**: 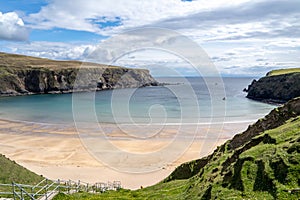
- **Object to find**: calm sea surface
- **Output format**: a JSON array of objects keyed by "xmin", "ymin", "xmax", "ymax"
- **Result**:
[{"xmin": 0, "ymin": 77, "xmax": 275, "ymax": 124}]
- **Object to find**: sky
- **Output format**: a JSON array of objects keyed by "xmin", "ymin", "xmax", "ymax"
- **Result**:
[{"xmin": 0, "ymin": 0, "xmax": 299, "ymax": 77}]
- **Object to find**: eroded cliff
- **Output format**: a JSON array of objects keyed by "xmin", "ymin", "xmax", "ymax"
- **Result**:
[
  {"xmin": 245, "ymin": 70, "xmax": 300, "ymax": 103},
  {"xmin": 0, "ymin": 52, "xmax": 158, "ymax": 96}
]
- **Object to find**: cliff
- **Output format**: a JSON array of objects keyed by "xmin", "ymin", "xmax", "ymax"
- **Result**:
[
  {"xmin": 0, "ymin": 52, "xmax": 158, "ymax": 96},
  {"xmin": 245, "ymin": 69, "xmax": 300, "ymax": 103}
]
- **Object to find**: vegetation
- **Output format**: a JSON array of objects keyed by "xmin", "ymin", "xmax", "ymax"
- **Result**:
[
  {"xmin": 266, "ymin": 68, "xmax": 300, "ymax": 76},
  {"xmin": 0, "ymin": 52, "xmax": 147, "ymax": 71},
  {"xmin": 54, "ymin": 102, "xmax": 300, "ymax": 199},
  {"xmin": 0, "ymin": 154, "xmax": 43, "ymax": 184},
  {"xmin": 0, "ymin": 154, "xmax": 44, "ymax": 198},
  {"xmin": 53, "ymin": 181, "xmax": 190, "ymax": 200},
  {"xmin": 0, "ymin": 52, "xmax": 116, "ymax": 70}
]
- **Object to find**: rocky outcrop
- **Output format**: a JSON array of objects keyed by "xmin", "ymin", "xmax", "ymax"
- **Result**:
[
  {"xmin": 227, "ymin": 97, "xmax": 300, "ymax": 149},
  {"xmin": 245, "ymin": 72, "xmax": 300, "ymax": 103},
  {"xmin": 0, "ymin": 52, "xmax": 158, "ymax": 96}
]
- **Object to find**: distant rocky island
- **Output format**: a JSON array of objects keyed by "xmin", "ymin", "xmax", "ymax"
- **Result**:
[
  {"xmin": 245, "ymin": 68, "xmax": 300, "ymax": 104},
  {"xmin": 0, "ymin": 52, "xmax": 159, "ymax": 96}
]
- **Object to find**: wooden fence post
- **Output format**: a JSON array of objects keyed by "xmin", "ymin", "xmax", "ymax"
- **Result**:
[
  {"xmin": 12, "ymin": 182, "xmax": 16, "ymax": 200},
  {"xmin": 68, "ymin": 180, "xmax": 71, "ymax": 194},
  {"xmin": 77, "ymin": 180, "xmax": 80, "ymax": 192},
  {"xmin": 45, "ymin": 179, "xmax": 48, "ymax": 200},
  {"xmin": 58, "ymin": 179, "xmax": 61, "ymax": 193},
  {"xmin": 20, "ymin": 185, "xmax": 23, "ymax": 200}
]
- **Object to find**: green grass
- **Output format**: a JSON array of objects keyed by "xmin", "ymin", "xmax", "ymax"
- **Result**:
[
  {"xmin": 0, "ymin": 52, "xmax": 141, "ymax": 70},
  {"xmin": 266, "ymin": 68, "xmax": 300, "ymax": 76},
  {"xmin": 0, "ymin": 154, "xmax": 44, "ymax": 184},
  {"xmin": 0, "ymin": 154, "xmax": 44, "ymax": 198},
  {"xmin": 53, "ymin": 180, "xmax": 189, "ymax": 200}
]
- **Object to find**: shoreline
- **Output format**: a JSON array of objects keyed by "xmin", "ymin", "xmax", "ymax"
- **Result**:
[
  {"xmin": 0, "ymin": 115, "xmax": 260, "ymax": 126},
  {"xmin": 246, "ymin": 96, "xmax": 285, "ymax": 105},
  {"xmin": 0, "ymin": 118, "xmax": 254, "ymax": 189}
]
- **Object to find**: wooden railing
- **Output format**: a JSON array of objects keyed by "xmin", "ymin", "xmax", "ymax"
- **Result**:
[{"xmin": 0, "ymin": 178, "xmax": 121, "ymax": 200}]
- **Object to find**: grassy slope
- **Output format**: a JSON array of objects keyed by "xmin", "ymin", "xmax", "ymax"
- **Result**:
[
  {"xmin": 0, "ymin": 52, "xmax": 115, "ymax": 70},
  {"xmin": 0, "ymin": 154, "xmax": 44, "ymax": 198},
  {"xmin": 0, "ymin": 52, "xmax": 144, "ymax": 70},
  {"xmin": 0, "ymin": 154, "xmax": 43, "ymax": 184},
  {"xmin": 266, "ymin": 68, "xmax": 300, "ymax": 76},
  {"xmin": 54, "ymin": 116, "xmax": 300, "ymax": 199}
]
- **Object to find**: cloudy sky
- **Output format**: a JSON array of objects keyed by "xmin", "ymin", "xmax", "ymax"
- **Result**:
[{"xmin": 0, "ymin": 0, "xmax": 299, "ymax": 76}]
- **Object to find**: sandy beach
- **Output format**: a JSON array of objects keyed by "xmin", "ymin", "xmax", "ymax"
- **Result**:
[{"xmin": 0, "ymin": 118, "xmax": 253, "ymax": 189}]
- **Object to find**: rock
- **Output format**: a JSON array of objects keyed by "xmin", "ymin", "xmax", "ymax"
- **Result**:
[{"xmin": 245, "ymin": 72, "xmax": 300, "ymax": 103}]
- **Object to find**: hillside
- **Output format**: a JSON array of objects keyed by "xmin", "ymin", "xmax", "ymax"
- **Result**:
[
  {"xmin": 0, "ymin": 52, "xmax": 158, "ymax": 96},
  {"xmin": 0, "ymin": 154, "xmax": 43, "ymax": 184},
  {"xmin": 266, "ymin": 68, "xmax": 300, "ymax": 76},
  {"xmin": 54, "ymin": 98, "xmax": 300, "ymax": 199},
  {"xmin": 245, "ymin": 68, "xmax": 300, "ymax": 103}
]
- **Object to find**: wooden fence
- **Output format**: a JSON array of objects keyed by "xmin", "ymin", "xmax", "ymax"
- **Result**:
[{"xmin": 0, "ymin": 178, "xmax": 121, "ymax": 200}]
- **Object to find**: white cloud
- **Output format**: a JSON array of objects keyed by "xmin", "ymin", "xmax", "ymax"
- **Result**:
[
  {"xmin": 203, "ymin": 40, "xmax": 300, "ymax": 76},
  {"xmin": 151, "ymin": 0, "xmax": 300, "ymax": 43},
  {"xmin": 0, "ymin": 12, "xmax": 30, "ymax": 41},
  {"xmin": 4, "ymin": 41, "xmax": 95, "ymax": 60},
  {"xmin": 26, "ymin": 0, "xmax": 252, "ymax": 35},
  {"xmin": 2, "ymin": 0, "xmax": 300, "ymax": 76}
]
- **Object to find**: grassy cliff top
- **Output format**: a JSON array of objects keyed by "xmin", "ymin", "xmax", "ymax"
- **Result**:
[
  {"xmin": 0, "ymin": 52, "xmax": 130, "ymax": 70},
  {"xmin": 266, "ymin": 68, "xmax": 300, "ymax": 76}
]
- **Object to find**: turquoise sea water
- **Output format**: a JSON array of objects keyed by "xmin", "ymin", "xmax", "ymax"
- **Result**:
[{"xmin": 0, "ymin": 77, "xmax": 275, "ymax": 124}]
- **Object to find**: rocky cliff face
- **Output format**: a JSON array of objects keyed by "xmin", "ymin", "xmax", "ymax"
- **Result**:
[
  {"xmin": 227, "ymin": 97, "xmax": 300, "ymax": 149},
  {"xmin": 0, "ymin": 52, "xmax": 158, "ymax": 96},
  {"xmin": 245, "ymin": 72, "xmax": 300, "ymax": 103}
]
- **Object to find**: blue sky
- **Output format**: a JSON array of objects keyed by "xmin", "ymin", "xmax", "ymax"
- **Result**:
[
  {"xmin": 30, "ymin": 29, "xmax": 104, "ymax": 43},
  {"xmin": 0, "ymin": 0, "xmax": 299, "ymax": 76},
  {"xmin": 0, "ymin": 0, "xmax": 47, "ymax": 14}
]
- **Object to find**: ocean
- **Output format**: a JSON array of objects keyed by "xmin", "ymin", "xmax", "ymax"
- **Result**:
[{"xmin": 0, "ymin": 77, "xmax": 275, "ymax": 125}]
